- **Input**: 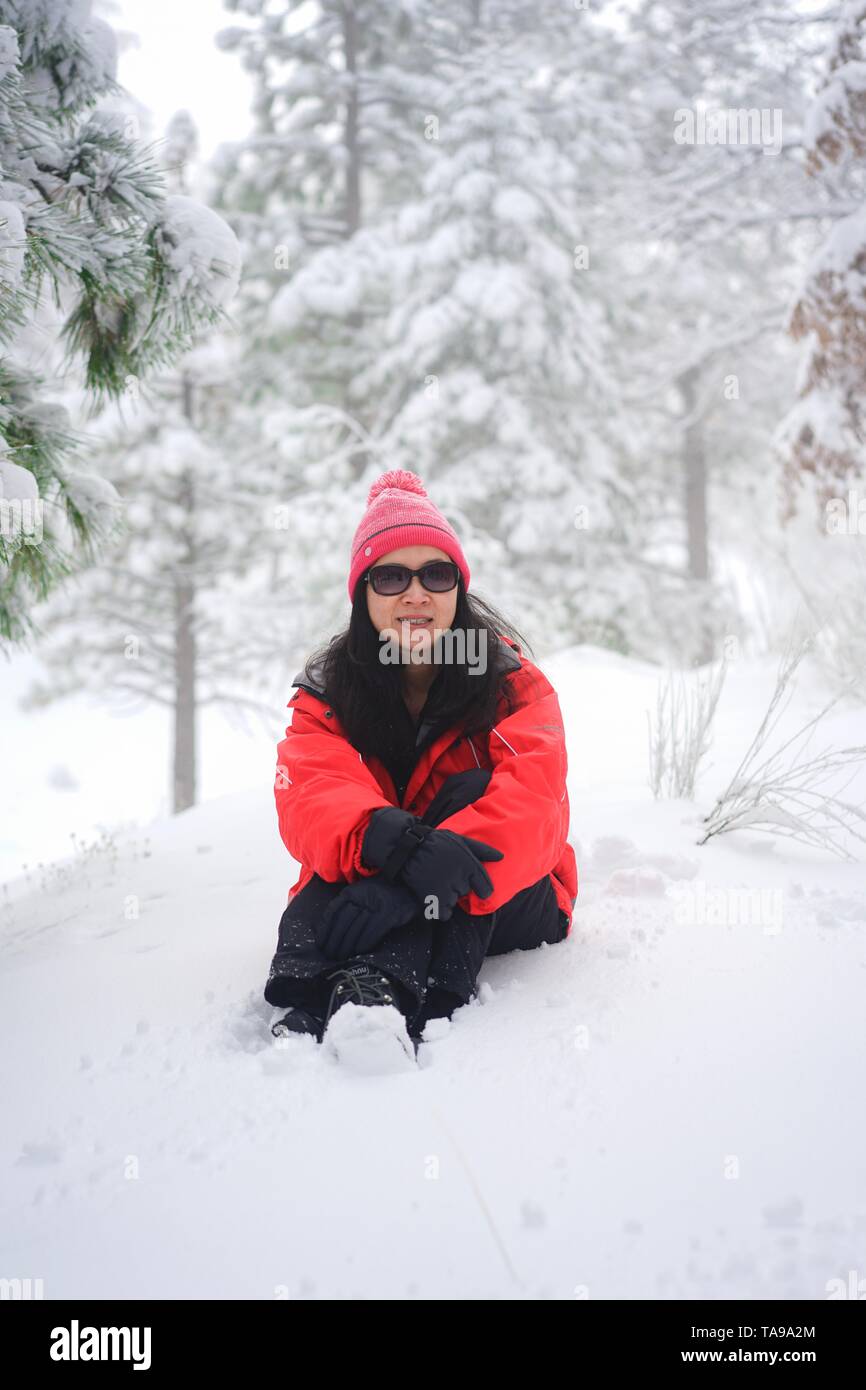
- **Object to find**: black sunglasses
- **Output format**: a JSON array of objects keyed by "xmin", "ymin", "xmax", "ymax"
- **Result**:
[{"xmin": 365, "ymin": 560, "xmax": 459, "ymax": 596}]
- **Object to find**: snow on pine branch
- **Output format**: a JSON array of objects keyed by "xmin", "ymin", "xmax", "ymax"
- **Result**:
[
  {"xmin": 152, "ymin": 195, "xmax": 241, "ymax": 314},
  {"xmin": 0, "ymin": 3, "xmax": 242, "ymax": 643}
]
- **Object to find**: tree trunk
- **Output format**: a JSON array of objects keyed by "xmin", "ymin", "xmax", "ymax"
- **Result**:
[
  {"xmin": 343, "ymin": 4, "xmax": 361, "ymax": 238},
  {"xmin": 173, "ymin": 375, "xmax": 197, "ymax": 813},
  {"xmin": 173, "ymin": 567, "xmax": 197, "ymax": 813},
  {"xmin": 340, "ymin": 4, "xmax": 372, "ymax": 479},
  {"xmin": 681, "ymin": 363, "xmax": 714, "ymax": 664}
]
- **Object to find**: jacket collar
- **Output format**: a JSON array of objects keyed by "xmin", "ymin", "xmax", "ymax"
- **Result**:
[{"xmin": 291, "ymin": 631, "xmax": 522, "ymax": 701}]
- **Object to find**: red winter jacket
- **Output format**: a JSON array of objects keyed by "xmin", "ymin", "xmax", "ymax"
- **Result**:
[{"xmin": 274, "ymin": 633, "xmax": 578, "ymax": 934}]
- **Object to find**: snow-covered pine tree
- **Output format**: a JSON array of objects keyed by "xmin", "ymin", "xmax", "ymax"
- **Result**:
[
  {"xmin": 205, "ymin": 0, "xmax": 684, "ymax": 659},
  {"xmin": 201, "ymin": 0, "xmax": 460, "ymax": 622},
  {"xmin": 0, "ymin": 1, "xmax": 240, "ymax": 645},
  {"xmin": 343, "ymin": 1, "xmax": 668, "ymax": 657},
  {"xmin": 212, "ymin": 0, "xmax": 445, "ymax": 420}
]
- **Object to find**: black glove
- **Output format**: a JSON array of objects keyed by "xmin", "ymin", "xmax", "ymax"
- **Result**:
[
  {"xmin": 362, "ymin": 806, "xmax": 503, "ymax": 921},
  {"xmin": 314, "ymin": 876, "xmax": 421, "ymax": 961},
  {"xmin": 398, "ymin": 827, "xmax": 504, "ymax": 919},
  {"xmin": 362, "ymin": 807, "xmax": 427, "ymax": 876}
]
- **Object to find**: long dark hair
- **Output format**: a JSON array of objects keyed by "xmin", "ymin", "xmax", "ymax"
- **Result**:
[{"xmin": 305, "ymin": 576, "xmax": 534, "ymax": 766}]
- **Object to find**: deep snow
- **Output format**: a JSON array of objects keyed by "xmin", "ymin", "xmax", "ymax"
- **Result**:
[{"xmin": 1, "ymin": 645, "xmax": 865, "ymax": 1299}]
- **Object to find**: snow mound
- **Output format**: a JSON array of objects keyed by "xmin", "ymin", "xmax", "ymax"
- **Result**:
[{"xmin": 322, "ymin": 1002, "xmax": 418, "ymax": 1075}]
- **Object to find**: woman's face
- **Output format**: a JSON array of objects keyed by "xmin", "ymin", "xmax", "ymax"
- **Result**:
[{"xmin": 365, "ymin": 544, "xmax": 458, "ymax": 659}]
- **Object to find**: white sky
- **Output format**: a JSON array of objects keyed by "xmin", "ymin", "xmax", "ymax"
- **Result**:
[{"xmin": 104, "ymin": 0, "xmax": 256, "ymax": 161}]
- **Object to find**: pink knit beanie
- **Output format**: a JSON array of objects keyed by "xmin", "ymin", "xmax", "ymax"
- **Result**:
[{"xmin": 348, "ymin": 469, "xmax": 471, "ymax": 601}]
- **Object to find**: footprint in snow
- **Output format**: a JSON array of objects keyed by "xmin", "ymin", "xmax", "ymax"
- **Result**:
[{"xmin": 16, "ymin": 1138, "xmax": 64, "ymax": 1166}]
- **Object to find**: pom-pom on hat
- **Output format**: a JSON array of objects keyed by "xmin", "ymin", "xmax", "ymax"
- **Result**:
[{"xmin": 348, "ymin": 469, "xmax": 470, "ymax": 601}]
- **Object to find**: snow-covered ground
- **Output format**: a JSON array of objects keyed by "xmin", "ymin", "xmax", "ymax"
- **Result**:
[{"xmin": 2, "ymin": 644, "xmax": 865, "ymax": 1299}]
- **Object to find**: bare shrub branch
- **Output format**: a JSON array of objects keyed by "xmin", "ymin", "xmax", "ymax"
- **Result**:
[
  {"xmin": 699, "ymin": 632, "xmax": 866, "ymax": 859},
  {"xmin": 647, "ymin": 657, "xmax": 728, "ymax": 800}
]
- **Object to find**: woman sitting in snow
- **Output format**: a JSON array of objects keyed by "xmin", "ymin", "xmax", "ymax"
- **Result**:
[{"xmin": 263, "ymin": 469, "xmax": 578, "ymax": 1070}]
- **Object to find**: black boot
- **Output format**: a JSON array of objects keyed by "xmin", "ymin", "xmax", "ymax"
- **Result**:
[
  {"xmin": 410, "ymin": 984, "xmax": 464, "ymax": 1034},
  {"xmin": 270, "ymin": 1006, "xmax": 323, "ymax": 1042},
  {"xmin": 322, "ymin": 963, "xmax": 422, "ymax": 1057}
]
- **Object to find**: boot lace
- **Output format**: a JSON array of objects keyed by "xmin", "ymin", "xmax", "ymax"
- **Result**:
[{"xmin": 322, "ymin": 967, "xmax": 400, "ymax": 1031}]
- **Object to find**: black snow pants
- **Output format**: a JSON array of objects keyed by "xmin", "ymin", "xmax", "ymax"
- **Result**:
[{"xmin": 263, "ymin": 768, "xmax": 569, "ymax": 1034}]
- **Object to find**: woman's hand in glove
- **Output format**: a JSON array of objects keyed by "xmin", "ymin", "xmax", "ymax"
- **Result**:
[
  {"xmin": 314, "ymin": 877, "xmax": 421, "ymax": 961},
  {"xmin": 360, "ymin": 805, "xmax": 504, "ymax": 921},
  {"xmin": 398, "ymin": 828, "xmax": 504, "ymax": 921}
]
